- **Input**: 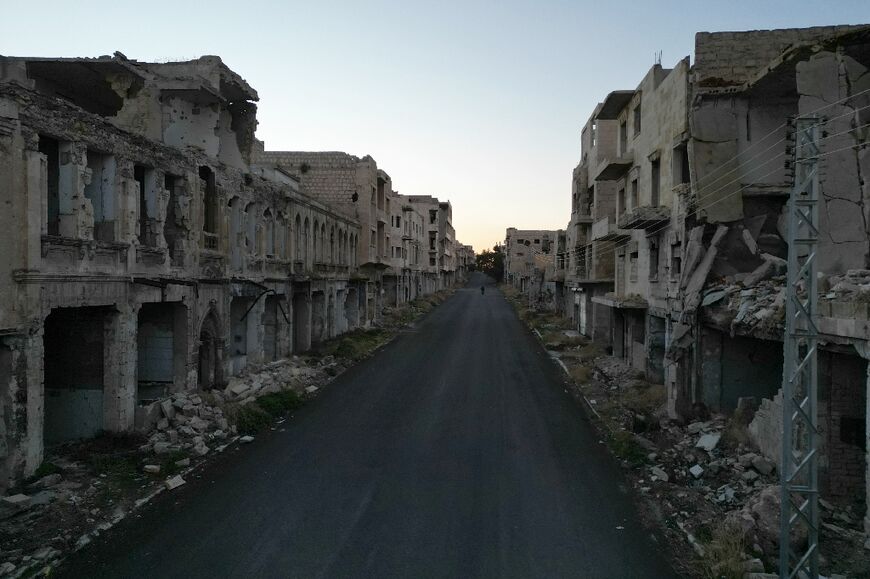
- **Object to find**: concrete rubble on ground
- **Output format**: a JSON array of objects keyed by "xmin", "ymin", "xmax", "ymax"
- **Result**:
[
  {"xmin": 559, "ymin": 350, "xmax": 868, "ymax": 576},
  {"xmin": 0, "ymin": 353, "xmax": 341, "ymax": 579}
]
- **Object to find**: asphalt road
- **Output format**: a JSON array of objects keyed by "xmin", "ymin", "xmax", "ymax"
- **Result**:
[{"xmin": 60, "ymin": 273, "xmax": 676, "ymax": 579}]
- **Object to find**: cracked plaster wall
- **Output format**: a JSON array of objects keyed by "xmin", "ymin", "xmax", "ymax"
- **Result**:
[{"xmin": 797, "ymin": 48, "xmax": 870, "ymax": 271}]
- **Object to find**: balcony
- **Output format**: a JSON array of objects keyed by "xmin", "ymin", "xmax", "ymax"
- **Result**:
[
  {"xmin": 595, "ymin": 90, "xmax": 636, "ymax": 120},
  {"xmin": 572, "ymin": 210, "xmax": 594, "ymax": 224},
  {"xmin": 617, "ymin": 205, "xmax": 671, "ymax": 230},
  {"xmin": 594, "ymin": 152, "xmax": 634, "ymax": 181},
  {"xmin": 593, "ymin": 292, "xmax": 648, "ymax": 309},
  {"xmin": 591, "ymin": 217, "xmax": 629, "ymax": 242}
]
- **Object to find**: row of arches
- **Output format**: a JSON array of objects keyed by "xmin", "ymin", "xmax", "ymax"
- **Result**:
[
  {"xmin": 227, "ymin": 197, "xmax": 359, "ymax": 269},
  {"xmin": 293, "ymin": 214, "xmax": 359, "ymax": 268}
]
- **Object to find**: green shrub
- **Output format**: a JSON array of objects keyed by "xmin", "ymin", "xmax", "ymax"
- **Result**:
[
  {"xmin": 233, "ymin": 405, "xmax": 272, "ymax": 434},
  {"xmin": 608, "ymin": 431, "xmax": 647, "ymax": 467},
  {"xmin": 257, "ymin": 390, "xmax": 304, "ymax": 417},
  {"xmin": 29, "ymin": 461, "xmax": 62, "ymax": 482}
]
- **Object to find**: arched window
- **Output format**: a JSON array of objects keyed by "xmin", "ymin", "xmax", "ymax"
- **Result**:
[
  {"xmin": 313, "ymin": 220, "xmax": 320, "ymax": 263},
  {"xmin": 330, "ymin": 226, "xmax": 335, "ymax": 264},
  {"xmin": 228, "ymin": 197, "xmax": 243, "ymax": 269},
  {"xmin": 295, "ymin": 214, "xmax": 302, "ymax": 261},
  {"xmin": 321, "ymin": 223, "xmax": 326, "ymax": 264},
  {"xmin": 244, "ymin": 203, "xmax": 257, "ymax": 255},
  {"xmin": 303, "ymin": 217, "xmax": 310, "ymax": 266},
  {"xmin": 263, "ymin": 209, "xmax": 274, "ymax": 257},
  {"xmin": 200, "ymin": 166, "xmax": 218, "ymax": 249},
  {"xmin": 276, "ymin": 213, "xmax": 286, "ymax": 259}
]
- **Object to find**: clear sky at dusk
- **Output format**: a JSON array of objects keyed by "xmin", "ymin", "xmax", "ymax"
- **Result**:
[{"xmin": 3, "ymin": 1, "xmax": 868, "ymax": 252}]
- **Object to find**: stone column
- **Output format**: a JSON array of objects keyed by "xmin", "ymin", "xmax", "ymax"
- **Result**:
[{"xmin": 103, "ymin": 306, "xmax": 138, "ymax": 432}]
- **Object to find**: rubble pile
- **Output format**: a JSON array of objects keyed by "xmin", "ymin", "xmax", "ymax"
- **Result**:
[
  {"xmin": 0, "ymin": 354, "xmax": 342, "ymax": 578},
  {"xmin": 221, "ymin": 356, "xmax": 340, "ymax": 403},
  {"xmin": 565, "ymin": 351, "xmax": 869, "ymax": 575},
  {"xmin": 702, "ymin": 268, "xmax": 870, "ymax": 336},
  {"xmin": 701, "ymin": 278, "xmax": 786, "ymax": 337}
]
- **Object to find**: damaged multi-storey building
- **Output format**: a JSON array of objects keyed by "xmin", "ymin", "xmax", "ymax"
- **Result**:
[
  {"xmin": 503, "ymin": 228, "xmax": 562, "ymax": 309},
  {"xmin": 248, "ymin": 154, "xmax": 467, "ymax": 309},
  {"xmin": 0, "ymin": 52, "xmax": 469, "ymax": 490},
  {"xmin": 541, "ymin": 24, "xmax": 870, "ymax": 536}
]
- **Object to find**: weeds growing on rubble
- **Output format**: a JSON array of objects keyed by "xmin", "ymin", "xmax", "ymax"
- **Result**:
[
  {"xmin": 232, "ymin": 405, "xmax": 273, "ymax": 435},
  {"xmin": 257, "ymin": 390, "xmax": 305, "ymax": 417},
  {"xmin": 699, "ymin": 522, "xmax": 748, "ymax": 579},
  {"xmin": 607, "ymin": 431, "xmax": 648, "ymax": 467},
  {"xmin": 330, "ymin": 329, "xmax": 391, "ymax": 361}
]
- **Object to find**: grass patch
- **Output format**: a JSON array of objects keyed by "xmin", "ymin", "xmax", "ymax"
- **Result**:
[
  {"xmin": 155, "ymin": 450, "xmax": 189, "ymax": 477},
  {"xmin": 329, "ymin": 329, "xmax": 390, "ymax": 361},
  {"xmin": 578, "ymin": 343, "xmax": 604, "ymax": 362},
  {"xmin": 27, "ymin": 461, "xmax": 62, "ymax": 483},
  {"xmin": 257, "ymin": 390, "xmax": 304, "ymax": 417},
  {"xmin": 89, "ymin": 454, "xmax": 141, "ymax": 491},
  {"xmin": 569, "ymin": 365, "xmax": 591, "ymax": 384},
  {"xmin": 607, "ymin": 431, "xmax": 648, "ymax": 467},
  {"xmin": 232, "ymin": 404, "xmax": 273, "ymax": 435},
  {"xmin": 622, "ymin": 383, "xmax": 666, "ymax": 415},
  {"xmin": 699, "ymin": 522, "xmax": 748, "ymax": 579}
]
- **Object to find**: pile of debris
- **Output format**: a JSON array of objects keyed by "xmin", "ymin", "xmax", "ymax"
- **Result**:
[
  {"xmin": 575, "ymin": 352, "xmax": 868, "ymax": 575},
  {"xmin": 0, "ymin": 354, "xmax": 343, "ymax": 578},
  {"xmin": 221, "ymin": 356, "xmax": 340, "ymax": 403},
  {"xmin": 701, "ymin": 278, "xmax": 786, "ymax": 337}
]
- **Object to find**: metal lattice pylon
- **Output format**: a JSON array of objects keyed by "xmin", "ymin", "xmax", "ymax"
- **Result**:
[{"xmin": 780, "ymin": 117, "xmax": 821, "ymax": 579}]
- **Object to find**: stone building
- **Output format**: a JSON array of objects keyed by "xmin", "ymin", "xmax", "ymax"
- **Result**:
[
  {"xmin": 551, "ymin": 24, "xmax": 870, "ymax": 535},
  {"xmin": 503, "ymin": 228, "xmax": 561, "ymax": 309},
  {"xmin": 248, "ymin": 155, "xmax": 464, "ymax": 307},
  {"xmin": 0, "ymin": 52, "xmax": 468, "ymax": 491},
  {"xmin": 561, "ymin": 102, "xmax": 619, "ymax": 342},
  {"xmin": 405, "ymin": 195, "xmax": 458, "ymax": 292},
  {"xmin": 590, "ymin": 57, "xmax": 691, "ymax": 385}
]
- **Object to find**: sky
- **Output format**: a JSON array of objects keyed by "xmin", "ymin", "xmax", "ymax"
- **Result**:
[{"xmin": 3, "ymin": 1, "xmax": 868, "ymax": 252}]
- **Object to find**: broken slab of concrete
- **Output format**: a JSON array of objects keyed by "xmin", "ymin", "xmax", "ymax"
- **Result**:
[
  {"xmin": 164, "ymin": 475, "xmax": 186, "ymax": 490},
  {"xmin": 695, "ymin": 432, "xmax": 722, "ymax": 452}
]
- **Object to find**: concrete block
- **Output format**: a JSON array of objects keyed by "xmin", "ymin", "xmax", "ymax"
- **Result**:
[
  {"xmin": 165, "ymin": 475, "xmax": 185, "ymax": 490},
  {"xmin": 160, "ymin": 399, "xmax": 176, "ymax": 420},
  {"xmin": 695, "ymin": 433, "xmax": 721, "ymax": 452}
]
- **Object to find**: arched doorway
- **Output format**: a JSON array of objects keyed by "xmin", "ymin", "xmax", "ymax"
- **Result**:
[{"xmin": 198, "ymin": 310, "xmax": 224, "ymax": 390}]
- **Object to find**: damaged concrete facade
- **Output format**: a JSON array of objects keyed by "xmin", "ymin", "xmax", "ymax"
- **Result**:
[
  {"xmin": 503, "ymin": 228, "xmax": 562, "ymax": 310},
  {"xmin": 0, "ymin": 52, "xmax": 467, "ymax": 491},
  {"xmin": 248, "ymin": 154, "xmax": 468, "ymax": 310},
  {"xmin": 547, "ymin": 25, "xmax": 870, "ymax": 534}
]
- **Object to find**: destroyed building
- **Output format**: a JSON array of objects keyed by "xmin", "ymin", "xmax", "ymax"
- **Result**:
[
  {"xmin": 248, "ymin": 153, "xmax": 466, "ymax": 307},
  {"xmin": 503, "ymin": 228, "xmax": 562, "ymax": 310},
  {"xmin": 509, "ymin": 24, "xmax": 870, "ymax": 537},
  {"xmin": 0, "ymin": 52, "xmax": 469, "ymax": 490}
]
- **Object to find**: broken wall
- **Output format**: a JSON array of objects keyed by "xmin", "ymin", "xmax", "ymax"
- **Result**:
[{"xmin": 796, "ymin": 45, "xmax": 870, "ymax": 271}]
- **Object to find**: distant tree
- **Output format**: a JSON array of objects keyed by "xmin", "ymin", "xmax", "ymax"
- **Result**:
[{"xmin": 476, "ymin": 246, "xmax": 504, "ymax": 281}]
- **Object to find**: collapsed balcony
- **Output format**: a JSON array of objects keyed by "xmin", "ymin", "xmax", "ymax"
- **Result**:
[{"xmin": 617, "ymin": 205, "xmax": 671, "ymax": 230}]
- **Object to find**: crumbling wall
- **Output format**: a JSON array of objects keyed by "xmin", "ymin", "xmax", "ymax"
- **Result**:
[
  {"xmin": 694, "ymin": 26, "xmax": 869, "ymax": 88},
  {"xmin": 797, "ymin": 48, "xmax": 870, "ymax": 271}
]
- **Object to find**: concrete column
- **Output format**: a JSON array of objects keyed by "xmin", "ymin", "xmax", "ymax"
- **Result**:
[
  {"xmin": 103, "ymin": 306, "xmax": 138, "ymax": 432},
  {"xmin": 247, "ymin": 298, "xmax": 265, "ymax": 367}
]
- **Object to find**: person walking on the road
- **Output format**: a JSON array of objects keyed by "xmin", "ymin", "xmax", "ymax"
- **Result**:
[{"xmin": 480, "ymin": 285, "xmax": 485, "ymax": 295}]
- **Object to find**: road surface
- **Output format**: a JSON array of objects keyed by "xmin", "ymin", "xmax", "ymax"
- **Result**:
[{"xmin": 60, "ymin": 273, "xmax": 676, "ymax": 579}]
